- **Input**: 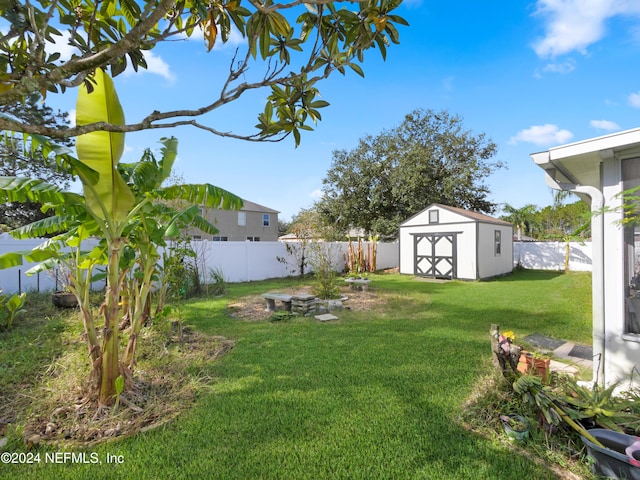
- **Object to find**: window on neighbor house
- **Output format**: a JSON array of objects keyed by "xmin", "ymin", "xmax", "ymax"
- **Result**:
[
  {"xmin": 212, "ymin": 236, "xmax": 228, "ymax": 241},
  {"xmin": 247, "ymin": 236, "xmax": 260, "ymax": 241},
  {"xmin": 494, "ymin": 230, "xmax": 502, "ymax": 256},
  {"xmin": 191, "ymin": 235, "xmax": 202, "ymax": 241},
  {"xmin": 263, "ymin": 214, "xmax": 270, "ymax": 227},
  {"xmin": 429, "ymin": 210, "xmax": 439, "ymax": 224},
  {"xmin": 623, "ymin": 157, "xmax": 640, "ymax": 335},
  {"xmin": 238, "ymin": 212, "xmax": 246, "ymax": 226}
]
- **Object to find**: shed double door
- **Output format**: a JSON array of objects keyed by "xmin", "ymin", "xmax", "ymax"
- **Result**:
[{"xmin": 414, "ymin": 233, "xmax": 457, "ymax": 279}]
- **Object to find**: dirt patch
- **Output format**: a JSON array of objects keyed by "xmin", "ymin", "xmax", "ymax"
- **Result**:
[
  {"xmin": 18, "ymin": 330, "xmax": 234, "ymax": 447},
  {"xmin": 226, "ymin": 284, "xmax": 386, "ymax": 321}
]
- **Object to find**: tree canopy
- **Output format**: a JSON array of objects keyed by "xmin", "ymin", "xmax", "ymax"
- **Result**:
[
  {"xmin": 0, "ymin": 93, "xmax": 72, "ymax": 229},
  {"xmin": 317, "ymin": 108, "xmax": 502, "ymax": 239},
  {"xmin": 0, "ymin": 0, "xmax": 407, "ymax": 144},
  {"xmin": 500, "ymin": 198, "xmax": 591, "ymax": 241}
]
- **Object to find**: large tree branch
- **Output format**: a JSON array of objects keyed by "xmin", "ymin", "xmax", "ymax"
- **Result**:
[
  {"xmin": 0, "ymin": 0, "xmax": 176, "ymax": 106},
  {"xmin": 0, "ymin": 0, "xmax": 404, "ymax": 141},
  {"xmin": 0, "ymin": 56, "xmax": 336, "ymax": 139}
]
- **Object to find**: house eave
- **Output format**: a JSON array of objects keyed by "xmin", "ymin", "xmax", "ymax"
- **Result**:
[{"xmin": 531, "ymin": 128, "xmax": 640, "ymax": 191}]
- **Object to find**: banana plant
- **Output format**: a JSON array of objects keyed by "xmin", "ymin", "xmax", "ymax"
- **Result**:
[
  {"xmin": 513, "ymin": 374, "xmax": 606, "ymax": 448},
  {"xmin": 0, "ymin": 68, "xmax": 243, "ymax": 406},
  {"xmin": 0, "ymin": 290, "xmax": 27, "ymax": 329}
]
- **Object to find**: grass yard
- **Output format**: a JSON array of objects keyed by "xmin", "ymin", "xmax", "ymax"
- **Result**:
[{"xmin": 1, "ymin": 270, "xmax": 593, "ymax": 479}]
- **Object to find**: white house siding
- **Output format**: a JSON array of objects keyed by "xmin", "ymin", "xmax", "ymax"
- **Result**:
[
  {"xmin": 531, "ymin": 128, "xmax": 640, "ymax": 387},
  {"xmin": 399, "ymin": 221, "xmax": 477, "ymax": 279},
  {"xmin": 602, "ymin": 156, "xmax": 638, "ymax": 386},
  {"xmin": 477, "ymin": 223, "xmax": 514, "ymax": 279},
  {"xmin": 399, "ymin": 204, "xmax": 512, "ymax": 280}
]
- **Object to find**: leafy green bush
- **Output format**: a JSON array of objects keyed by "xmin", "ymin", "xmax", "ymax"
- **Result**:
[
  {"xmin": 0, "ymin": 290, "xmax": 27, "ymax": 330},
  {"xmin": 207, "ymin": 267, "xmax": 227, "ymax": 296},
  {"xmin": 309, "ymin": 243, "xmax": 340, "ymax": 300}
]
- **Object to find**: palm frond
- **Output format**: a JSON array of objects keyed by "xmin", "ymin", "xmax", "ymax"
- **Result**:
[
  {"xmin": 164, "ymin": 204, "xmax": 219, "ymax": 238},
  {"xmin": 158, "ymin": 137, "xmax": 178, "ymax": 184},
  {"xmin": 0, "ymin": 176, "xmax": 66, "ymax": 205},
  {"xmin": 159, "ymin": 183, "xmax": 243, "ymax": 210},
  {"xmin": 120, "ymin": 159, "xmax": 159, "ymax": 194},
  {"xmin": 9, "ymin": 214, "xmax": 83, "ymax": 239}
]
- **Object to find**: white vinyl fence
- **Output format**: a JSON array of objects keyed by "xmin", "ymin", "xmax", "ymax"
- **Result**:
[
  {"xmin": 0, "ymin": 235, "xmax": 103, "ymax": 294},
  {"xmin": 0, "ymin": 236, "xmax": 592, "ymax": 294},
  {"xmin": 197, "ymin": 240, "xmax": 400, "ymax": 283},
  {"xmin": 0, "ymin": 234, "xmax": 399, "ymax": 294},
  {"xmin": 513, "ymin": 241, "xmax": 592, "ymax": 272}
]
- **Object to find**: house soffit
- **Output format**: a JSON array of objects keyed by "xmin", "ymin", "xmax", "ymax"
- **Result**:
[{"xmin": 532, "ymin": 127, "xmax": 640, "ymax": 188}]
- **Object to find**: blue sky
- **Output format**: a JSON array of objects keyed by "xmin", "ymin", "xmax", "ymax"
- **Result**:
[{"xmin": 10, "ymin": 1, "xmax": 640, "ymax": 221}]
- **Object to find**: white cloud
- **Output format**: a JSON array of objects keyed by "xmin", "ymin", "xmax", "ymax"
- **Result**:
[
  {"xmin": 309, "ymin": 189, "xmax": 323, "ymax": 199},
  {"xmin": 541, "ymin": 59, "xmax": 576, "ymax": 74},
  {"xmin": 509, "ymin": 124, "xmax": 574, "ymax": 146},
  {"xmin": 68, "ymin": 109, "xmax": 76, "ymax": 127},
  {"xmin": 532, "ymin": 0, "xmax": 640, "ymax": 58},
  {"xmin": 48, "ymin": 31, "xmax": 79, "ymax": 62},
  {"xmin": 442, "ymin": 76, "xmax": 455, "ymax": 92},
  {"xmin": 590, "ymin": 119, "xmax": 620, "ymax": 131},
  {"xmin": 629, "ymin": 91, "xmax": 640, "ymax": 108},
  {"xmin": 134, "ymin": 51, "xmax": 175, "ymax": 82}
]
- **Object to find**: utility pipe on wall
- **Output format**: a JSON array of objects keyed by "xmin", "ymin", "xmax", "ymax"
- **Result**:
[
  {"xmin": 543, "ymin": 173, "xmax": 605, "ymax": 384},
  {"xmin": 571, "ymin": 185, "xmax": 605, "ymax": 385}
]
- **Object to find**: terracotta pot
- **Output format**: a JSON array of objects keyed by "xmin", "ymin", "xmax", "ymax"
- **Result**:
[
  {"xmin": 518, "ymin": 351, "xmax": 551, "ymax": 384},
  {"xmin": 52, "ymin": 291, "xmax": 78, "ymax": 308}
]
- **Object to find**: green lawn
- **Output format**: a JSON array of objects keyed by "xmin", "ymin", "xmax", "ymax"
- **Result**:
[{"xmin": 1, "ymin": 270, "xmax": 592, "ymax": 479}]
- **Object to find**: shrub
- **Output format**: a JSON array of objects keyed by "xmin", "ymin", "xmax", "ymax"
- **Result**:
[
  {"xmin": 308, "ymin": 243, "xmax": 341, "ymax": 300},
  {"xmin": 208, "ymin": 267, "xmax": 227, "ymax": 296}
]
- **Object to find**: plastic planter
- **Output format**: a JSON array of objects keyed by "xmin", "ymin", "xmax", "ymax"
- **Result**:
[
  {"xmin": 580, "ymin": 428, "xmax": 640, "ymax": 480},
  {"xmin": 500, "ymin": 414, "xmax": 529, "ymax": 441}
]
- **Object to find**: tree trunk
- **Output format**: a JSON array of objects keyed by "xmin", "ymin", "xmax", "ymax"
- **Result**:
[
  {"xmin": 123, "ymin": 258, "xmax": 155, "ymax": 369},
  {"xmin": 99, "ymin": 238, "xmax": 124, "ymax": 406}
]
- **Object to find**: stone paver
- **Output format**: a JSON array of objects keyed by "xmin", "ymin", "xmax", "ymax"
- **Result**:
[{"xmin": 525, "ymin": 333, "xmax": 593, "ymax": 375}]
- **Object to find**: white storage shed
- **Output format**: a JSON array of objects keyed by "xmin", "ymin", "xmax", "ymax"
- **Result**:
[{"xmin": 399, "ymin": 204, "xmax": 513, "ymax": 280}]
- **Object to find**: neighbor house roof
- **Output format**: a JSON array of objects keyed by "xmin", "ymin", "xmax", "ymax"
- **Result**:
[{"xmin": 240, "ymin": 199, "xmax": 279, "ymax": 214}]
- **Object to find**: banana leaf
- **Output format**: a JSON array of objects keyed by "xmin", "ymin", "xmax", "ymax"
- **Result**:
[{"xmin": 75, "ymin": 68, "xmax": 135, "ymax": 224}]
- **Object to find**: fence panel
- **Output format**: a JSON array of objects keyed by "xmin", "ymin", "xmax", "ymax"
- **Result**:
[
  {"xmin": 0, "ymin": 236, "xmax": 400, "ymax": 293},
  {"xmin": 513, "ymin": 241, "xmax": 592, "ymax": 272},
  {"xmin": 0, "ymin": 237, "xmax": 594, "ymax": 294}
]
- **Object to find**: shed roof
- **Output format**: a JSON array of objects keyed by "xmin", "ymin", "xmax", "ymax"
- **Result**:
[{"xmin": 400, "ymin": 203, "xmax": 512, "ymax": 227}]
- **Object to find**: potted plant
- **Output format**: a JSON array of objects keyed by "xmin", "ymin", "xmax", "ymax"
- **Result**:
[
  {"xmin": 52, "ymin": 290, "xmax": 78, "ymax": 308},
  {"xmin": 500, "ymin": 414, "xmax": 529, "ymax": 441},
  {"xmin": 51, "ymin": 263, "xmax": 79, "ymax": 308},
  {"xmin": 518, "ymin": 351, "xmax": 551, "ymax": 384}
]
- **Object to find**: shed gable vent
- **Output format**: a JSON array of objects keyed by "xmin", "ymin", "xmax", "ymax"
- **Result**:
[{"xmin": 429, "ymin": 209, "xmax": 439, "ymax": 224}]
